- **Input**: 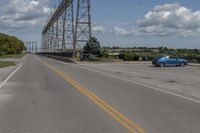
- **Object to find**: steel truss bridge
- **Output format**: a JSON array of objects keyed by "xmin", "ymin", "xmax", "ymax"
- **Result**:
[
  {"xmin": 41, "ymin": 0, "xmax": 92, "ymax": 57},
  {"xmin": 25, "ymin": 41, "xmax": 38, "ymax": 53}
]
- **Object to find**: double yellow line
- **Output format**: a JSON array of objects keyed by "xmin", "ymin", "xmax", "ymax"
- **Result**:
[{"xmin": 38, "ymin": 58, "xmax": 147, "ymax": 133}]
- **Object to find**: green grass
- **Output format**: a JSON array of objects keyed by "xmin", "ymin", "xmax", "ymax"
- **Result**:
[
  {"xmin": 0, "ymin": 53, "xmax": 26, "ymax": 59},
  {"xmin": 0, "ymin": 61, "xmax": 16, "ymax": 68}
]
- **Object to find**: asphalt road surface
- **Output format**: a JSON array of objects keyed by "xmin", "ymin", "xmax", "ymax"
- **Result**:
[
  {"xmin": 0, "ymin": 54, "xmax": 199, "ymax": 133},
  {"xmin": 80, "ymin": 62, "xmax": 200, "ymax": 100}
]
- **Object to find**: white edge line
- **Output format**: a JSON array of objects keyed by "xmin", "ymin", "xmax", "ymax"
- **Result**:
[
  {"xmin": 22, "ymin": 54, "xmax": 27, "ymax": 60},
  {"xmin": 0, "ymin": 64, "xmax": 22, "ymax": 89},
  {"xmin": 41, "ymin": 56, "xmax": 200, "ymax": 104}
]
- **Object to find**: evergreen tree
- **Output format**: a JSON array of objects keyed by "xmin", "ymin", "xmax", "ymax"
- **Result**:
[{"xmin": 84, "ymin": 37, "xmax": 101, "ymax": 56}]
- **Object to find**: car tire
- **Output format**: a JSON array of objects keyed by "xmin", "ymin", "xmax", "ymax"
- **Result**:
[
  {"xmin": 159, "ymin": 62, "xmax": 165, "ymax": 67},
  {"xmin": 180, "ymin": 62, "xmax": 185, "ymax": 67}
]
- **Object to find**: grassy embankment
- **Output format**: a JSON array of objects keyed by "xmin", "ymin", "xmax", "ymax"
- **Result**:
[
  {"xmin": 0, "ymin": 53, "xmax": 26, "ymax": 68},
  {"xmin": 0, "ymin": 53, "xmax": 26, "ymax": 59},
  {"xmin": 0, "ymin": 61, "xmax": 16, "ymax": 68}
]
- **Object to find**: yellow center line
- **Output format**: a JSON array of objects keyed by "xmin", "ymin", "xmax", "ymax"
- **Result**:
[{"xmin": 37, "ymin": 57, "xmax": 147, "ymax": 133}]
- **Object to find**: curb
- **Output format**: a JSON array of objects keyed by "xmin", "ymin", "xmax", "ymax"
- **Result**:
[{"xmin": 188, "ymin": 64, "xmax": 200, "ymax": 67}]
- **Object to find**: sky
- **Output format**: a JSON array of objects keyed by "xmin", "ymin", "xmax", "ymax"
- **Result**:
[{"xmin": 0, "ymin": 0, "xmax": 200, "ymax": 48}]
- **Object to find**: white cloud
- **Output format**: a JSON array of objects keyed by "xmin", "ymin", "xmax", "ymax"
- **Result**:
[
  {"xmin": 137, "ymin": 3, "xmax": 200, "ymax": 37},
  {"xmin": 92, "ymin": 26, "xmax": 104, "ymax": 33},
  {"xmin": 113, "ymin": 27, "xmax": 130, "ymax": 36},
  {"xmin": 93, "ymin": 3, "xmax": 200, "ymax": 38},
  {"xmin": 108, "ymin": 3, "xmax": 200, "ymax": 38},
  {"xmin": 0, "ymin": 0, "xmax": 51, "ymax": 29}
]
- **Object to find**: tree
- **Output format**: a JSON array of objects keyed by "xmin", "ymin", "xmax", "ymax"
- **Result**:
[
  {"xmin": 84, "ymin": 36, "xmax": 101, "ymax": 56},
  {"xmin": 0, "ymin": 33, "xmax": 25, "ymax": 55},
  {"xmin": 101, "ymin": 48, "xmax": 109, "ymax": 58}
]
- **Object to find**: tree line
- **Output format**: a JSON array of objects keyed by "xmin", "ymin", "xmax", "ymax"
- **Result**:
[
  {"xmin": 101, "ymin": 46, "xmax": 200, "ymax": 62},
  {"xmin": 0, "ymin": 33, "xmax": 26, "ymax": 55},
  {"xmin": 82, "ymin": 37, "xmax": 200, "ymax": 63}
]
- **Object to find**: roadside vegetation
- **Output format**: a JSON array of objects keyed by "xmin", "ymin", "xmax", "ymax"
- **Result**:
[
  {"xmin": 0, "ymin": 53, "xmax": 26, "ymax": 59},
  {"xmin": 83, "ymin": 37, "xmax": 200, "ymax": 63},
  {"xmin": 101, "ymin": 47, "xmax": 200, "ymax": 63},
  {"xmin": 0, "ymin": 33, "xmax": 25, "ymax": 68},
  {"xmin": 0, "ymin": 33, "xmax": 26, "ymax": 56},
  {"xmin": 0, "ymin": 61, "xmax": 16, "ymax": 68},
  {"xmin": 82, "ymin": 37, "xmax": 101, "ymax": 60}
]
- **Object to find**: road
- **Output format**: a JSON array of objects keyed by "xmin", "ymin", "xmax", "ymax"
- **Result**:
[
  {"xmin": 80, "ymin": 62, "xmax": 200, "ymax": 100},
  {"xmin": 0, "ymin": 54, "xmax": 199, "ymax": 133}
]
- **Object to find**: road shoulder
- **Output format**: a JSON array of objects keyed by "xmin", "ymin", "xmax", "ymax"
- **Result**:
[{"xmin": 0, "ymin": 56, "xmax": 25, "ymax": 84}]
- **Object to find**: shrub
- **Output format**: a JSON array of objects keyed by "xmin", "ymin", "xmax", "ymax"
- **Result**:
[{"xmin": 124, "ymin": 54, "xmax": 133, "ymax": 61}]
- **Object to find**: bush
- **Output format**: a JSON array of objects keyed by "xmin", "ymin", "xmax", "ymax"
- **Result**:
[
  {"xmin": 124, "ymin": 54, "xmax": 133, "ymax": 61},
  {"xmin": 133, "ymin": 55, "xmax": 139, "ymax": 61}
]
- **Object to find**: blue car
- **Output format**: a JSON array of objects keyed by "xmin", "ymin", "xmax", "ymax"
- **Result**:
[{"xmin": 152, "ymin": 56, "xmax": 188, "ymax": 67}]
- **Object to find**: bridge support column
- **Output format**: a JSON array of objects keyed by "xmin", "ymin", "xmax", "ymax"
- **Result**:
[{"xmin": 74, "ymin": 0, "xmax": 92, "ymax": 49}]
